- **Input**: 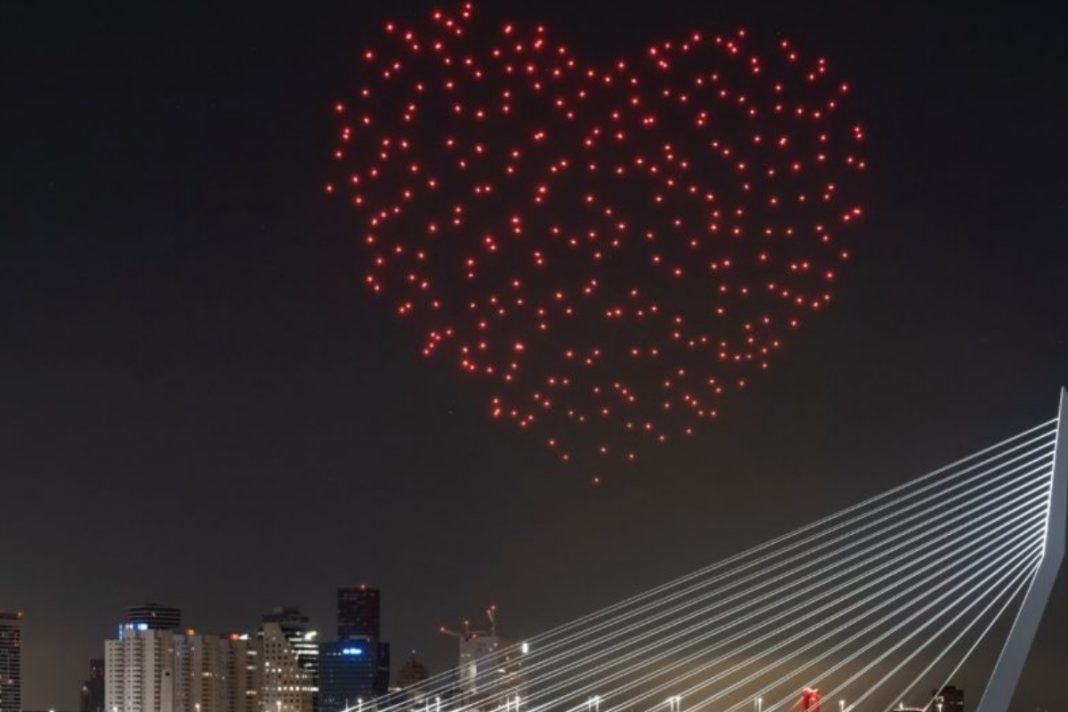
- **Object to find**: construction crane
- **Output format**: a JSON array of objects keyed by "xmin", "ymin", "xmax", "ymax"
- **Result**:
[
  {"xmin": 439, "ymin": 604, "xmax": 498, "ymax": 641},
  {"xmin": 439, "ymin": 605, "xmax": 522, "ymax": 701}
]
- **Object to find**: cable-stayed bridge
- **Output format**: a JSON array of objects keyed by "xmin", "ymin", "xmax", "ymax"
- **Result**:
[{"xmin": 359, "ymin": 390, "xmax": 1066, "ymax": 712}]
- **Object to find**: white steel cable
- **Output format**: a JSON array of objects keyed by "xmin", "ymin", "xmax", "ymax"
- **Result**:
[
  {"xmin": 707, "ymin": 542, "xmax": 1042, "ymax": 712},
  {"xmin": 602, "ymin": 499, "xmax": 1049, "ymax": 712},
  {"xmin": 909, "ymin": 469, "xmax": 1054, "ymax": 712},
  {"xmin": 525, "ymin": 479, "xmax": 1052, "ymax": 712},
  {"xmin": 419, "ymin": 461, "xmax": 1054, "ymax": 712},
  {"xmin": 510, "ymin": 489, "xmax": 1049, "ymax": 712},
  {"xmin": 457, "ymin": 450, "xmax": 1056, "ymax": 707},
  {"xmin": 838, "ymin": 551, "xmax": 1042, "ymax": 712},
  {"xmin": 790, "ymin": 544, "xmax": 1045, "ymax": 712},
  {"xmin": 372, "ymin": 422, "xmax": 1057, "ymax": 710},
  {"xmin": 705, "ymin": 516, "xmax": 1048, "ymax": 712},
  {"xmin": 610, "ymin": 500, "xmax": 1050, "ymax": 712},
  {"xmin": 463, "ymin": 466, "xmax": 1054, "ymax": 710},
  {"xmin": 888, "ymin": 558, "xmax": 1039, "ymax": 712}
]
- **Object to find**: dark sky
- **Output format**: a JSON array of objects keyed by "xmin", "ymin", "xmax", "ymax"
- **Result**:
[{"xmin": 3, "ymin": 0, "xmax": 1067, "ymax": 709}]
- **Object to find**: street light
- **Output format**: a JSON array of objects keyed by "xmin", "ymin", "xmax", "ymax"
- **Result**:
[{"xmin": 755, "ymin": 697, "xmax": 763, "ymax": 712}]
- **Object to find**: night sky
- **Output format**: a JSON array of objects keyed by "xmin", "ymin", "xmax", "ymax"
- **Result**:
[{"xmin": 3, "ymin": 1, "xmax": 1067, "ymax": 709}]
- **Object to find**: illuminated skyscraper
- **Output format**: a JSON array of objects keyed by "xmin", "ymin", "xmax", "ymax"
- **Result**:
[
  {"xmin": 337, "ymin": 586, "xmax": 380, "ymax": 641},
  {"xmin": 172, "ymin": 632, "xmax": 255, "ymax": 712},
  {"xmin": 319, "ymin": 640, "xmax": 389, "ymax": 712},
  {"xmin": 107, "ymin": 603, "xmax": 183, "ymax": 709},
  {"xmin": 257, "ymin": 608, "xmax": 319, "ymax": 712},
  {"xmin": 320, "ymin": 586, "xmax": 390, "ymax": 710},
  {"xmin": 105, "ymin": 627, "xmax": 177, "ymax": 712},
  {"xmin": 0, "ymin": 611, "xmax": 21, "ymax": 712},
  {"xmin": 170, "ymin": 631, "xmax": 256, "ymax": 712},
  {"xmin": 106, "ymin": 602, "xmax": 254, "ymax": 712}
]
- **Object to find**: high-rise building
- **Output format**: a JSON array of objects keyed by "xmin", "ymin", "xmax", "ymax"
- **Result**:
[
  {"xmin": 456, "ymin": 633, "xmax": 510, "ymax": 700},
  {"xmin": 125, "ymin": 604, "xmax": 182, "ymax": 632},
  {"xmin": 337, "ymin": 587, "xmax": 380, "ymax": 641},
  {"xmin": 80, "ymin": 658, "xmax": 106, "ymax": 712},
  {"xmin": 172, "ymin": 633, "xmax": 255, "ymax": 712},
  {"xmin": 394, "ymin": 653, "xmax": 429, "ymax": 691},
  {"xmin": 931, "ymin": 685, "xmax": 964, "ymax": 712},
  {"xmin": 0, "ymin": 611, "xmax": 21, "ymax": 712},
  {"xmin": 320, "ymin": 586, "xmax": 390, "ymax": 711},
  {"xmin": 319, "ymin": 640, "xmax": 389, "ymax": 712},
  {"xmin": 444, "ymin": 609, "xmax": 525, "ymax": 707},
  {"xmin": 105, "ymin": 628, "xmax": 177, "ymax": 712},
  {"xmin": 257, "ymin": 608, "xmax": 319, "ymax": 712},
  {"xmin": 222, "ymin": 635, "xmax": 258, "ymax": 712},
  {"xmin": 106, "ymin": 614, "xmax": 254, "ymax": 712}
]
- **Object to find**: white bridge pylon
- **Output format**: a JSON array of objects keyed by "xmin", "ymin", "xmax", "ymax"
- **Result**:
[{"xmin": 347, "ymin": 390, "xmax": 1066, "ymax": 712}]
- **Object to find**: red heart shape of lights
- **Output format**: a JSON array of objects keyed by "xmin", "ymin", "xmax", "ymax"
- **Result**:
[{"xmin": 325, "ymin": 3, "xmax": 867, "ymax": 479}]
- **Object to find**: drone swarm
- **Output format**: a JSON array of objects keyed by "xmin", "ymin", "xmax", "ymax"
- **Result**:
[{"xmin": 326, "ymin": 3, "xmax": 867, "ymax": 479}]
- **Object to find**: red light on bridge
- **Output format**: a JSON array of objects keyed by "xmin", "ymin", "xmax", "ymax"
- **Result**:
[{"xmin": 801, "ymin": 688, "xmax": 822, "ymax": 712}]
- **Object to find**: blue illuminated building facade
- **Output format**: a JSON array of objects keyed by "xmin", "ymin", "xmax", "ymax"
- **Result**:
[
  {"xmin": 319, "ymin": 585, "xmax": 391, "ymax": 712},
  {"xmin": 319, "ymin": 639, "xmax": 390, "ymax": 711}
]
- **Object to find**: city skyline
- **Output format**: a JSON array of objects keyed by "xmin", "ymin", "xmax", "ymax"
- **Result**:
[
  {"xmin": 4, "ymin": 0, "xmax": 1068, "ymax": 709},
  {"xmin": 97, "ymin": 590, "xmax": 418, "ymax": 712},
  {"xmin": 0, "ymin": 573, "xmax": 1009, "ymax": 712},
  {"xmin": 6, "ymin": 400, "xmax": 1067, "ymax": 712},
  {"xmin": 5, "ymin": 423, "xmax": 1059, "ymax": 712}
]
